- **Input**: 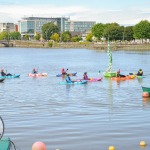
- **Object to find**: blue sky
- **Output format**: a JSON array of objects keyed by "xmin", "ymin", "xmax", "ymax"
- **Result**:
[{"xmin": 0, "ymin": 0, "xmax": 150, "ymax": 25}]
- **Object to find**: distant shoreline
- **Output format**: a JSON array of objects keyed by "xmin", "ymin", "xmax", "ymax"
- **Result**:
[{"xmin": 0, "ymin": 40, "xmax": 150, "ymax": 50}]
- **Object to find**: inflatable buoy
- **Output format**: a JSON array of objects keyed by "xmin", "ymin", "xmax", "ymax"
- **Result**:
[
  {"xmin": 140, "ymin": 141, "xmax": 147, "ymax": 147},
  {"xmin": 142, "ymin": 92, "xmax": 149, "ymax": 98},
  {"xmin": 108, "ymin": 146, "xmax": 115, "ymax": 150},
  {"xmin": 32, "ymin": 142, "xmax": 46, "ymax": 150}
]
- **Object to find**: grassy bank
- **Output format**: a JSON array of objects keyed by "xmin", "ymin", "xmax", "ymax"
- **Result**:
[{"xmin": 1, "ymin": 40, "xmax": 150, "ymax": 50}]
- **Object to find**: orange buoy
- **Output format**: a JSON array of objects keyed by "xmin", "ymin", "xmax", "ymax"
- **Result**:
[
  {"xmin": 142, "ymin": 92, "xmax": 149, "ymax": 98},
  {"xmin": 32, "ymin": 142, "xmax": 46, "ymax": 150},
  {"xmin": 140, "ymin": 141, "xmax": 147, "ymax": 147},
  {"xmin": 108, "ymin": 146, "xmax": 115, "ymax": 150}
]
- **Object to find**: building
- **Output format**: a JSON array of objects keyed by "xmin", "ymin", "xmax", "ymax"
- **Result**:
[
  {"xmin": 65, "ymin": 21, "xmax": 95, "ymax": 32},
  {"xmin": 18, "ymin": 17, "xmax": 70, "ymax": 38},
  {"xmin": 0, "ymin": 23, "xmax": 15, "ymax": 32}
]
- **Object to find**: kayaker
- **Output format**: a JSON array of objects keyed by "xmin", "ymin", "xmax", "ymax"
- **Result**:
[
  {"xmin": 32, "ymin": 68, "xmax": 38, "ymax": 74},
  {"xmin": 137, "ymin": 69, "xmax": 143, "ymax": 76},
  {"xmin": 83, "ymin": 72, "xmax": 90, "ymax": 80},
  {"xmin": 116, "ymin": 69, "xmax": 125, "ymax": 77},
  {"xmin": 1, "ymin": 69, "xmax": 12, "ymax": 76},
  {"xmin": 61, "ymin": 68, "xmax": 68, "ymax": 75},
  {"xmin": 65, "ymin": 74, "xmax": 72, "ymax": 83}
]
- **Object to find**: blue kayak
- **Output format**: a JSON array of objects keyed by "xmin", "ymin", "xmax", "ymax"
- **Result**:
[
  {"xmin": 59, "ymin": 80, "xmax": 87, "ymax": 85},
  {"xmin": 56, "ymin": 72, "xmax": 77, "ymax": 77},
  {"xmin": 0, "ymin": 74, "xmax": 20, "ymax": 79}
]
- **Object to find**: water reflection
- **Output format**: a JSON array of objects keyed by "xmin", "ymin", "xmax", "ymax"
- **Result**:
[
  {"xmin": 142, "ymin": 97, "xmax": 150, "ymax": 108},
  {"xmin": 0, "ymin": 48, "xmax": 150, "ymax": 150}
]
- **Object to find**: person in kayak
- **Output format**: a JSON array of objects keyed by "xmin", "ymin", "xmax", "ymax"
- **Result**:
[
  {"xmin": 61, "ymin": 68, "xmax": 68, "ymax": 75},
  {"xmin": 1, "ymin": 69, "xmax": 12, "ymax": 76},
  {"xmin": 65, "ymin": 74, "xmax": 73, "ymax": 83},
  {"xmin": 137, "ymin": 69, "xmax": 143, "ymax": 76},
  {"xmin": 32, "ymin": 68, "xmax": 38, "ymax": 74},
  {"xmin": 116, "ymin": 69, "xmax": 126, "ymax": 77},
  {"xmin": 83, "ymin": 72, "xmax": 90, "ymax": 80}
]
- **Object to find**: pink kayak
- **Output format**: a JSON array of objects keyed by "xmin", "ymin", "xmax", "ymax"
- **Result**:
[
  {"xmin": 75, "ymin": 77, "xmax": 102, "ymax": 82},
  {"xmin": 28, "ymin": 73, "xmax": 47, "ymax": 77}
]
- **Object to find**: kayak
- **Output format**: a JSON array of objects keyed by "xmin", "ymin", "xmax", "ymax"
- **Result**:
[
  {"xmin": 111, "ymin": 75, "xmax": 135, "ymax": 81},
  {"xmin": 0, "ymin": 74, "xmax": 20, "ymax": 79},
  {"xmin": 142, "ymin": 86, "xmax": 150, "ymax": 94},
  {"xmin": 137, "ymin": 76, "xmax": 145, "ymax": 78},
  {"xmin": 75, "ymin": 77, "xmax": 102, "ymax": 82},
  {"xmin": 0, "ymin": 78, "xmax": 5, "ymax": 82},
  {"xmin": 56, "ymin": 72, "xmax": 77, "ymax": 77},
  {"xmin": 28, "ymin": 73, "xmax": 47, "ymax": 77},
  {"xmin": 59, "ymin": 80, "xmax": 87, "ymax": 85}
]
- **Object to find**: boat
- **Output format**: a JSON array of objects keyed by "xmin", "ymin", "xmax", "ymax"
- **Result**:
[
  {"xmin": 0, "ymin": 78, "xmax": 5, "ymax": 82},
  {"xmin": 104, "ymin": 72, "xmax": 116, "ymax": 77},
  {"xmin": 56, "ymin": 72, "xmax": 77, "ymax": 77},
  {"xmin": 0, "ymin": 138, "xmax": 11, "ymax": 150},
  {"xmin": 28, "ymin": 73, "xmax": 47, "ymax": 77},
  {"xmin": 59, "ymin": 80, "xmax": 87, "ymax": 85},
  {"xmin": 129, "ymin": 73, "xmax": 145, "ymax": 79},
  {"xmin": 137, "ymin": 76, "xmax": 145, "ymax": 78},
  {"xmin": 103, "ymin": 39, "xmax": 116, "ymax": 77},
  {"xmin": 0, "ymin": 74, "xmax": 20, "ymax": 79},
  {"xmin": 111, "ymin": 75, "xmax": 135, "ymax": 81},
  {"xmin": 75, "ymin": 77, "xmax": 102, "ymax": 82},
  {"xmin": 142, "ymin": 86, "xmax": 150, "ymax": 94}
]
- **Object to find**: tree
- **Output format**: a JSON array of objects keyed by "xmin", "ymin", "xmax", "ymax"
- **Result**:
[
  {"xmin": 50, "ymin": 33, "xmax": 60, "ymax": 42},
  {"xmin": 9, "ymin": 32, "xmax": 21, "ymax": 40},
  {"xmin": 86, "ymin": 33, "xmax": 93, "ymax": 42},
  {"xmin": 0, "ymin": 31, "xmax": 8, "ymax": 40},
  {"xmin": 34, "ymin": 32, "xmax": 41, "ymax": 40},
  {"xmin": 124, "ymin": 26, "xmax": 134, "ymax": 41},
  {"xmin": 61, "ymin": 31, "xmax": 71, "ymax": 42},
  {"xmin": 133, "ymin": 20, "xmax": 150, "ymax": 42},
  {"xmin": 103, "ymin": 23, "xmax": 124, "ymax": 41},
  {"xmin": 24, "ymin": 34, "xmax": 29, "ymax": 40},
  {"xmin": 42, "ymin": 22, "xmax": 59, "ymax": 41},
  {"xmin": 91, "ymin": 23, "xmax": 105, "ymax": 40}
]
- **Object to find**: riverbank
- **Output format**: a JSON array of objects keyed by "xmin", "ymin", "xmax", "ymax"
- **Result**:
[{"xmin": 1, "ymin": 40, "xmax": 150, "ymax": 50}]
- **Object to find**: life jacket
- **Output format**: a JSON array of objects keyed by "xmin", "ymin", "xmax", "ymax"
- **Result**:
[
  {"xmin": 83, "ymin": 74, "xmax": 89, "ymax": 80},
  {"xmin": 65, "ymin": 76, "xmax": 72, "ymax": 83},
  {"xmin": 139, "ymin": 70, "xmax": 143, "ymax": 75}
]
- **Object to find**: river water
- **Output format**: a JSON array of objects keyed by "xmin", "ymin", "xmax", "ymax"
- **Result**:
[{"xmin": 0, "ymin": 48, "xmax": 150, "ymax": 150}]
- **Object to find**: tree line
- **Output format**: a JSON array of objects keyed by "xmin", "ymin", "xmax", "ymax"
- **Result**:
[{"xmin": 0, "ymin": 20, "xmax": 150, "ymax": 42}]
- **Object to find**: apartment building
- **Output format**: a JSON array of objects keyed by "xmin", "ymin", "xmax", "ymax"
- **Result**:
[{"xmin": 0, "ymin": 23, "xmax": 15, "ymax": 32}]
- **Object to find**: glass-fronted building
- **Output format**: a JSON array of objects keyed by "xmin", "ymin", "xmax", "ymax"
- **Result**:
[
  {"xmin": 18, "ymin": 17, "xmax": 70, "ymax": 37},
  {"xmin": 65, "ymin": 21, "xmax": 95, "ymax": 32}
]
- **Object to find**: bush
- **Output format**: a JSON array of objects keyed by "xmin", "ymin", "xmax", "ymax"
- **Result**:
[{"xmin": 47, "ymin": 41, "xmax": 53, "ymax": 47}]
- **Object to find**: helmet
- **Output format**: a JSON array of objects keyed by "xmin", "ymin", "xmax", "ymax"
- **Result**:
[
  {"xmin": 33, "ymin": 68, "xmax": 36, "ymax": 70},
  {"xmin": 1, "ymin": 69, "xmax": 4, "ymax": 72},
  {"xmin": 117, "ymin": 69, "xmax": 120, "ymax": 73}
]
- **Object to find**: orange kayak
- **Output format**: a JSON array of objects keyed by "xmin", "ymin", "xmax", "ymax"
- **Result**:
[{"xmin": 111, "ymin": 75, "xmax": 135, "ymax": 81}]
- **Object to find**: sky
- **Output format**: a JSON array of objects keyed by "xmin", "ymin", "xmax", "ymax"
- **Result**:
[{"xmin": 0, "ymin": 0, "xmax": 150, "ymax": 25}]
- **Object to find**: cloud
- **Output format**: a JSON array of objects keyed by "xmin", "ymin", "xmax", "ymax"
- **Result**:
[{"xmin": 0, "ymin": 3, "xmax": 150, "ymax": 25}]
